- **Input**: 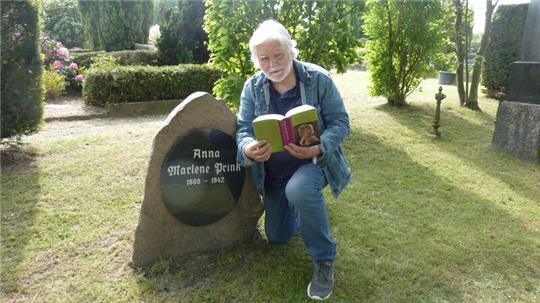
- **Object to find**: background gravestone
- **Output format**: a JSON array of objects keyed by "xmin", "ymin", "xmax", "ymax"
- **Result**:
[
  {"xmin": 492, "ymin": 0, "xmax": 540, "ymax": 163},
  {"xmin": 132, "ymin": 92, "xmax": 263, "ymax": 266}
]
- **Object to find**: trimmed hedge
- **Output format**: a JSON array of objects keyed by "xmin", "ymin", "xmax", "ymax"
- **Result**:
[
  {"xmin": 1, "ymin": 0, "xmax": 44, "ymax": 138},
  {"xmin": 483, "ymin": 4, "xmax": 529, "ymax": 93},
  {"xmin": 69, "ymin": 48, "xmax": 94, "ymax": 54},
  {"xmin": 112, "ymin": 50, "xmax": 160, "ymax": 66},
  {"xmin": 71, "ymin": 51, "xmax": 106, "ymax": 68},
  {"xmin": 83, "ymin": 64, "xmax": 222, "ymax": 106},
  {"xmin": 72, "ymin": 50, "xmax": 159, "ymax": 69}
]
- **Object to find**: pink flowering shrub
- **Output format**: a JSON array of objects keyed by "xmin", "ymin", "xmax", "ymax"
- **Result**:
[
  {"xmin": 52, "ymin": 60, "xmax": 64, "ymax": 70},
  {"xmin": 40, "ymin": 33, "xmax": 84, "ymax": 93},
  {"xmin": 56, "ymin": 46, "xmax": 69, "ymax": 58}
]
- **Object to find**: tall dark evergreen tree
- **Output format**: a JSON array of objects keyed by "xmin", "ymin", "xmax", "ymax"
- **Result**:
[
  {"xmin": 1, "ymin": 0, "xmax": 44, "ymax": 138},
  {"xmin": 157, "ymin": 0, "xmax": 209, "ymax": 65},
  {"xmin": 78, "ymin": 0, "xmax": 153, "ymax": 51},
  {"xmin": 153, "ymin": 0, "xmax": 177, "ymax": 25},
  {"xmin": 483, "ymin": 4, "xmax": 528, "ymax": 94}
]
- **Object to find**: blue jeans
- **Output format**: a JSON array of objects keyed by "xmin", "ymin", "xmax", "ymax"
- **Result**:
[{"xmin": 263, "ymin": 163, "xmax": 336, "ymax": 262}]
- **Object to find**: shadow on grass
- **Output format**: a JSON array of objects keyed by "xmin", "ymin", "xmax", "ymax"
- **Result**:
[
  {"xmin": 0, "ymin": 155, "xmax": 41, "ymax": 295},
  {"xmin": 334, "ymin": 129, "xmax": 538, "ymax": 301},
  {"xmin": 128, "ymin": 128, "xmax": 538, "ymax": 302},
  {"xmin": 132, "ymin": 233, "xmax": 315, "ymax": 302},
  {"xmin": 375, "ymin": 102, "xmax": 540, "ymax": 203}
]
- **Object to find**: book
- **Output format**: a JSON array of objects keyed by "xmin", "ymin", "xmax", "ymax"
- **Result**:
[{"xmin": 252, "ymin": 104, "xmax": 321, "ymax": 153}]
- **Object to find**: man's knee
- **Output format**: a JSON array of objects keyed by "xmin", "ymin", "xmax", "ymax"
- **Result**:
[
  {"xmin": 285, "ymin": 179, "xmax": 321, "ymax": 207},
  {"xmin": 284, "ymin": 181, "xmax": 304, "ymax": 204},
  {"xmin": 285, "ymin": 164, "xmax": 325, "ymax": 204}
]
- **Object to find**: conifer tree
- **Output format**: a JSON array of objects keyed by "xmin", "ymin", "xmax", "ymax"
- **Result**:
[
  {"xmin": 78, "ymin": 0, "xmax": 153, "ymax": 51},
  {"xmin": 1, "ymin": 0, "xmax": 44, "ymax": 138}
]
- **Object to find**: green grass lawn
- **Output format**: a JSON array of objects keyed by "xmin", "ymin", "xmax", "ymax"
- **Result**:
[{"xmin": 2, "ymin": 71, "xmax": 539, "ymax": 302}]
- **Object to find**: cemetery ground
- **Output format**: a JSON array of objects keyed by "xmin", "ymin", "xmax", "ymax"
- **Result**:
[{"xmin": 1, "ymin": 70, "xmax": 539, "ymax": 302}]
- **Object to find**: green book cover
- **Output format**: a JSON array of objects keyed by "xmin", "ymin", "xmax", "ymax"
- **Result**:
[{"xmin": 252, "ymin": 105, "xmax": 320, "ymax": 153}]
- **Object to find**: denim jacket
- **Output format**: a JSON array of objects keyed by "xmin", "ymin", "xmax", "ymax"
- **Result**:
[{"xmin": 236, "ymin": 60, "xmax": 351, "ymax": 198}]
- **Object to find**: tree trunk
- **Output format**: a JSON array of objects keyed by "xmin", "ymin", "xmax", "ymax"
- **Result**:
[
  {"xmin": 453, "ymin": 0, "xmax": 466, "ymax": 106},
  {"xmin": 466, "ymin": 0, "xmax": 497, "ymax": 110}
]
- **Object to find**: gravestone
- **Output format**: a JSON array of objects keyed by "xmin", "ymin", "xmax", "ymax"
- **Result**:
[
  {"xmin": 492, "ymin": 0, "xmax": 540, "ymax": 163},
  {"xmin": 132, "ymin": 92, "xmax": 263, "ymax": 266}
]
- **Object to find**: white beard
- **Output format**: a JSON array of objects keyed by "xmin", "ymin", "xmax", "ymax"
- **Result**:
[{"xmin": 263, "ymin": 60, "xmax": 293, "ymax": 83}]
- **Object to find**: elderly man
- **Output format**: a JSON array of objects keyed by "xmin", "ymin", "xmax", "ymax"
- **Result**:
[{"xmin": 236, "ymin": 20, "xmax": 351, "ymax": 300}]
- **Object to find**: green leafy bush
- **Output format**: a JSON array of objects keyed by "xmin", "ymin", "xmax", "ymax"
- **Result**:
[
  {"xmin": 71, "ymin": 51, "xmax": 107, "ymax": 68},
  {"xmin": 204, "ymin": 0, "xmax": 363, "ymax": 103},
  {"xmin": 364, "ymin": 0, "xmax": 447, "ymax": 106},
  {"xmin": 1, "ymin": 0, "xmax": 44, "ymax": 138},
  {"xmin": 213, "ymin": 75, "xmax": 245, "ymax": 109},
  {"xmin": 83, "ymin": 64, "xmax": 222, "ymax": 106},
  {"xmin": 73, "ymin": 50, "xmax": 159, "ymax": 69},
  {"xmin": 43, "ymin": 0, "xmax": 84, "ymax": 48},
  {"xmin": 43, "ymin": 69, "xmax": 66, "ymax": 100},
  {"xmin": 87, "ymin": 54, "xmax": 119, "ymax": 69},
  {"xmin": 483, "ymin": 4, "xmax": 528, "ymax": 94}
]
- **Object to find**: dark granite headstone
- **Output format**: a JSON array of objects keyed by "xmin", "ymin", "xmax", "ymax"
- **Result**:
[
  {"xmin": 507, "ymin": 0, "xmax": 540, "ymax": 104},
  {"xmin": 132, "ymin": 92, "xmax": 263, "ymax": 266},
  {"xmin": 520, "ymin": 0, "xmax": 540, "ymax": 62},
  {"xmin": 507, "ymin": 62, "xmax": 540, "ymax": 104},
  {"xmin": 492, "ymin": 0, "xmax": 540, "ymax": 163},
  {"xmin": 160, "ymin": 128, "xmax": 245, "ymax": 226}
]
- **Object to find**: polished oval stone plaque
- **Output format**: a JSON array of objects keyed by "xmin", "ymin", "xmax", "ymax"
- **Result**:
[{"xmin": 160, "ymin": 128, "xmax": 245, "ymax": 226}]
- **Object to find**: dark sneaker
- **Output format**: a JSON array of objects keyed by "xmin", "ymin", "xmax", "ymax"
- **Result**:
[{"xmin": 307, "ymin": 260, "xmax": 334, "ymax": 300}]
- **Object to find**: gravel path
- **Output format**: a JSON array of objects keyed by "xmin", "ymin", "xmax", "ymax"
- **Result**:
[
  {"xmin": 32, "ymin": 96, "xmax": 164, "ymax": 140},
  {"xmin": 44, "ymin": 96, "xmax": 107, "ymax": 122}
]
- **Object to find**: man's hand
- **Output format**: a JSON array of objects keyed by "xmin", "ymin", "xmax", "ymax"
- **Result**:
[
  {"xmin": 284, "ymin": 143, "xmax": 321, "ymax": 159},
  {"xmin": 244, "ymin": 140, "xmax": 272, "ymax": 162}
]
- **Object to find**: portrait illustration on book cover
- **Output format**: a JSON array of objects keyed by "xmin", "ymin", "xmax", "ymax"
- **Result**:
[
  {"xmin": 252, "ymin": 104, "xmax": 321, "ymax": 153},
  {"xmin": 296, "ymin": 122, "xmax": 320, "ymax": 147}
]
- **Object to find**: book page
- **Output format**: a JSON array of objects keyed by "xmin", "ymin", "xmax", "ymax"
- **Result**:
[{"xmin": 252, "ymin": 115, "xmax": 285, "ymax": 153}]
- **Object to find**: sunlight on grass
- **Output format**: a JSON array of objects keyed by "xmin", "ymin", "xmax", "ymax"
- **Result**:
[{"xmin": 2, "ymin": 71, "xmax": 539, "ymax": 302}]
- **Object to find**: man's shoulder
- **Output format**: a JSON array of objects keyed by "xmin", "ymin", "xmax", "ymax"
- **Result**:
[
  {"xmin": 245, "ymin": 71, "xmax": 266, "ymax": 88},
  {"xmin": 296, "ymin": 60, "xmax": 332, "ymax": 81},
  {"xmin": 299, "ymin": 61, "xmax": 329, "ymax": 74}
]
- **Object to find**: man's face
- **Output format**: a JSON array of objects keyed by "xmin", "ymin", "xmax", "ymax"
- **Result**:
[{"xmin": 255, "ymin": 40, "xmax": 293, "ymax": 83}]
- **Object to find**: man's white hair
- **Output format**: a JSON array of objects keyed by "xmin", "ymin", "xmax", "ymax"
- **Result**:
[{"xmin": 249, "ymin": 20, "xmax": 299, "ymax": 68}]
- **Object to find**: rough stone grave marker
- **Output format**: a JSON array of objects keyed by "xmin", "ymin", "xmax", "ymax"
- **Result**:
[{"xmin": 132, "ymin": 92, "xmax": 262, "ymax": 266}]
